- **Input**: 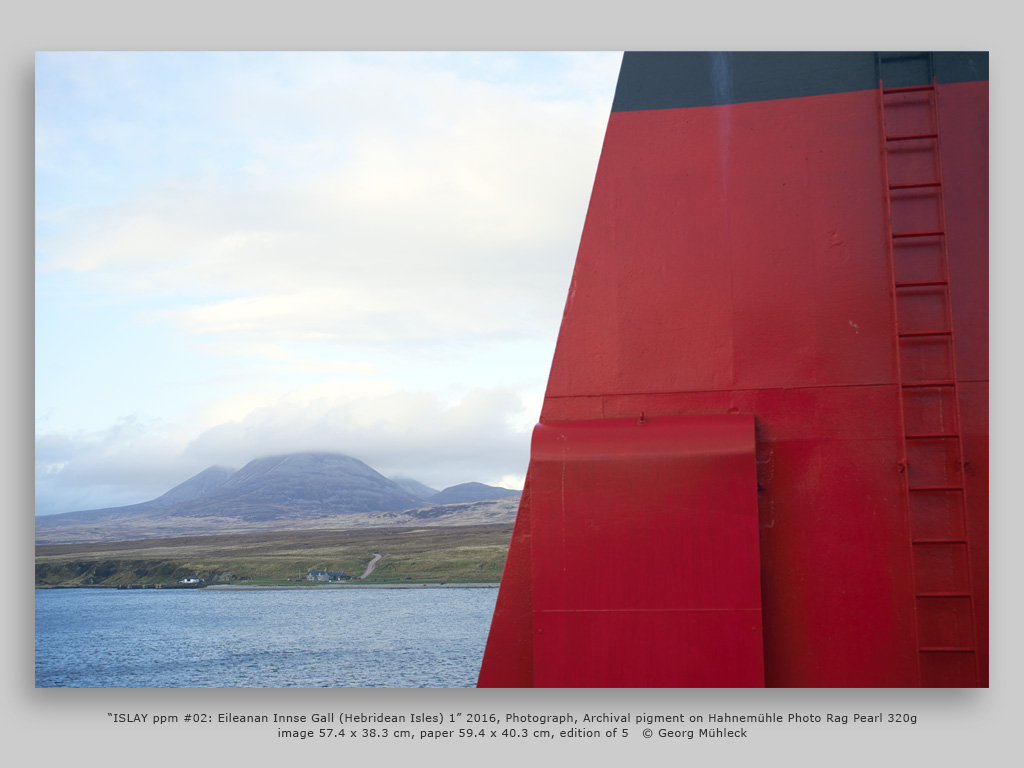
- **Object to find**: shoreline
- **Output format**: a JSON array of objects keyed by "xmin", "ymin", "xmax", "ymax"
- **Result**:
[
  {"xmin": 205, "ymin": 582, "xmax": 499, "ymax": 590},
  {"xmin": 37, "ymin": 582, "xmax": 500, "ymax": 590}
]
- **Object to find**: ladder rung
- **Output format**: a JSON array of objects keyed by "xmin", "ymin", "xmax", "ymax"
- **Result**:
[
  {"xmin": 909, "ymin": 485, "xmax": 964, "ymax": 492},
  {"xmin": 905, "ymin": 433, "xmax": 958, "ymax": 439},
  {"xmin": 901, "ymin": 380, "xmax": 955, "ymax": 388},
  {"xmin": 913, "ymin": 538, "xmax": 967, "ymax": 544},
  {"xmin": 890, "ymin": 181, "xmax": 942, "ymax": 189},
  {"xmin": 886, "ymin": 132, "xmax": 938, "ymax": 142},
  {"xmin": 919, "ymin": 647, "xmax": 974, "ymax": 653},
  {"xmin": 883, "ymin": 84, "xmax": 935, "ymax": 94},
  {"xmin": 895, "ymin": 280, "xmax": 948, "ymax": 288},
  {"xmin": 917, "ymin": 592, "xmax": 971, "ymax": 598},
  {"xmin": 892, "ymin": 229, "xmax": 945, "ymax": 239},
  {"xmin": 879, "ymin": 52, "xmax": 930, "ymax": 62},
  {"xmin": 899, "ymin": 330, "xmax": 951, "ymax": 338}
]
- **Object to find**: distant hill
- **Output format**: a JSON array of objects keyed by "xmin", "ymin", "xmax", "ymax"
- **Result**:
[
  {"xmin": 191, "ymin": 453, "xmax": 425, "ymax": 518},
  {"xmin": 35, "ymin": 452, "xmax": 521, "ymax": 544},
  {"xmin": 30, "ymin": 465, "xmax": 238, "ymax": 528},
  {"xmin": 427, "ymin": 482, "xmax": 521, "ymax": 505},
  {"xmin": 150, "ymin": 465, "xmax": 237, "ymax": 506},
  {"xmin": 389, "ymin": 476, "xmax": 440, "ymax": 499}
]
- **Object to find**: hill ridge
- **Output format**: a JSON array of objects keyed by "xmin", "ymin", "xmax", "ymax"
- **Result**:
[{"xmin": 35, "ymin": 451, "xmax": 521, "ymax": 544}]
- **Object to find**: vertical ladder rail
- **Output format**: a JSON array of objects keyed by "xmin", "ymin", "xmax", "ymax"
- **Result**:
[
  {"xmin": 876, "ymin": 67, "xmax": 921, "ymax": 687},
  {"xmin": 921, "ymin": 72, "xmax": 981, "ymax": 686},
  {"xmin": 877, "ymin": 53, "xmax": 979, "ymax": 686}
]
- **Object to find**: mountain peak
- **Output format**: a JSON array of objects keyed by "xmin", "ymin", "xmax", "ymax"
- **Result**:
[
  {"xmin": 35, "ymin": 452, "xmax": 519, "ymax": 544},
  {"xmin": 220, "ymin": 452, "xmax": 386, "ymax": 488},
  {"xmin": 427, "ymin": 482, "xmax": 521, "ymax": 505},
  {"xmin": 152, "ymin": 465, "xmax": 236, "ymax": 507}
]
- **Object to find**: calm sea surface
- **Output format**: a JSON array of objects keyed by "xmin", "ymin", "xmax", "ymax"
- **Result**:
[{"xmin": 35, "ymin": 587, "xmax": 498, "ymax": 688}]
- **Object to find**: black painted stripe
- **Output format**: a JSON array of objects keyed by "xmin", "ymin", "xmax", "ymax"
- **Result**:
[{"xmin": 611, "ymin": 52, "xmax": 988, "ymax": 113}]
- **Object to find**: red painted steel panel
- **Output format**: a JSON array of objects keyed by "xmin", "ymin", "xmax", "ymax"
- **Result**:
[
  {"xmin": 937, "ymin": 82, "xmax": 989, "ymax": 686},
  {"xmin": 938, "ymin": 82, "xmax": 989, "ymax": 384},
  {"xmin": 528, "ymin": 415, "xmax": 763, "ymax": 687},
  {"xmin": 539, "ymin": 387, "xmax": 920, "ymax": 686},
  {"xmin": 476, "ymin": 474, "xmax": 534, "ymax": 687},
  {"xmin": 920, "ymin": 651, "xmax": 978, "ymax": 688},
  {"xmin": 480, "ymin": 56, "xmax": 987, "ymax": 688},
  {"xmin": 755, "ymin": 435, "xmax": 917, "ymax": 687},
  {"xmin": 937, "ymin": 82, "xmax": 987, "ymax": 684},
  {"xmin": 962, "ymin": 430, "xmax": 989, "ymax": 687},
  {"xmin": 959, "ymin": 378, "xmax": 989, "ymax": 686},
  {"xmin": 547, "ymin": 90, "xmax": 898, "ymax": 400},
  {"xmin": 546, "ymin": 384, "xmax": 901, "ymax": 441},
  {"xmin": 533, "ymin": 611, "xmax": 763, "ymax": 688}
]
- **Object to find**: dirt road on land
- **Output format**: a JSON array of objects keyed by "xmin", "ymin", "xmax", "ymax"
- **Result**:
[{"xmin": 360, "ymin": 553, "xmax": 382, "ymax": 579}]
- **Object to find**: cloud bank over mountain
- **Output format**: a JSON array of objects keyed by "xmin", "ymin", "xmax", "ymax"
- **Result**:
[{"xmin": 35, "ymin": 52, "xmax": 621, "ymax": 516}]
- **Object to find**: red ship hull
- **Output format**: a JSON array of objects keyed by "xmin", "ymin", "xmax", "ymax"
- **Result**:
[{"xmin": 478, "ymin": 52, "xmax": 989, "ymax": 688}]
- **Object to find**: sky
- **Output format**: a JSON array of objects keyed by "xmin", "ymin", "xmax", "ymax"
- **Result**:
[{"xmin": 35, "ymin": 51, "xmax": 623, "ymax": 516}]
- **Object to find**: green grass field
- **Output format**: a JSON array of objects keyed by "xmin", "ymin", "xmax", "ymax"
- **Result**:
[{"xmin": 35, "ymin": 523, "xmax": 515, "ymax": 587}]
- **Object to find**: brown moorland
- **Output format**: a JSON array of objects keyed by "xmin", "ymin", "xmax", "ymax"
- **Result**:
[{"xmin": 35, "ymin": 523, "xmax": 515, "ymax": 587}]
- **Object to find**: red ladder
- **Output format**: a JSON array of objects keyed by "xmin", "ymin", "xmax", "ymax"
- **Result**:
[{"xmin": 878, "ymin": 53, "xmax": 979, "ymax": 687}]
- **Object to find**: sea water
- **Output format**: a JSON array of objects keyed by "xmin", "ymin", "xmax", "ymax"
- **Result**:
[{"xmin": 35, "ymin": 586, "xmax": 498, "ymax": 688}]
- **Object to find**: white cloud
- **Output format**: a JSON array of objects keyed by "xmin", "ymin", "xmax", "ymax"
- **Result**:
[
  {"xmin": 35, "ymin": 52, "xmax": 620, "ymax": 515},
  {"xmin": 498, "ymin": 474, "xmax": 526, "ymax": 491},
  {"xmin": 183, "ymin": 385, "xmax": 531, "ymax": 488},
  {"xmin": 34, "ymin": 417, "xmax": 201, "ymax": 515},
  {"xmin": 35, "ymin": 385, "xmax": 533, "ymax": 515},
  {"xmin": 37, "ymin": 52, "xmax": 614, "ymax": 354}
]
